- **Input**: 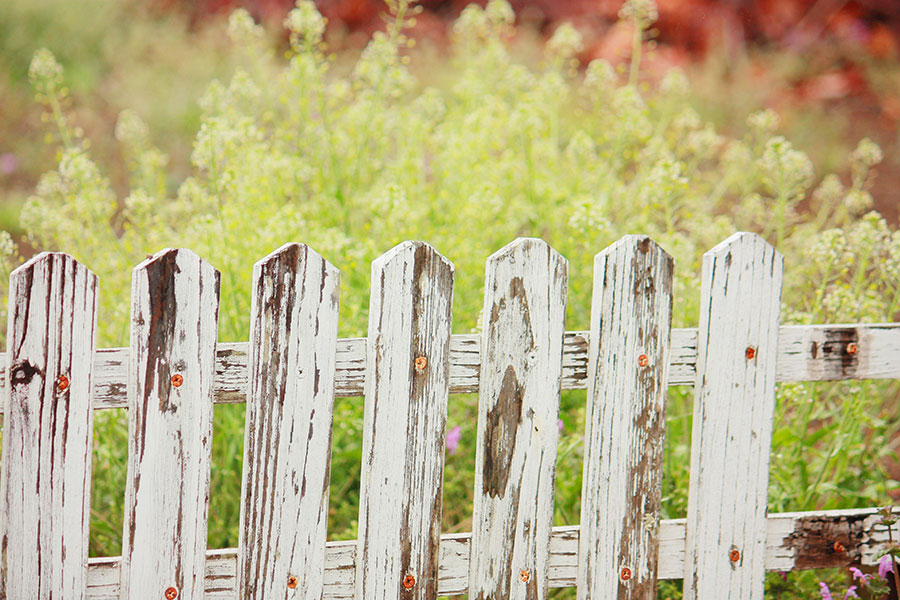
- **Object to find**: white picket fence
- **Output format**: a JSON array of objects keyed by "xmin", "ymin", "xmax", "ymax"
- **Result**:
[{"xmin": 0, "ymin": 232, "xmax": 898, "ymax": 600}]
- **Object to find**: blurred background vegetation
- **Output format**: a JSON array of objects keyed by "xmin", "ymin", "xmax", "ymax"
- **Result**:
[{"xmin": 2, "ymin": 1, "xmax": 900, "ymax": 598}]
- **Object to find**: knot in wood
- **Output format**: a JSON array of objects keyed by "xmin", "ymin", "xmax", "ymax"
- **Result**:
[
  {"xmin": 402, "ymin": 574, "xmax": 416, "ymax": 590},
  {"xmin": 620, "ymin": 567, "xmax": 632, "ymax": 581},
  {"xmin": 638, "ymin": 354, "xmax": 649, "ymax": 367},
  {"xmin": 171, "ymin": 373, "xmax": 184, "ymax": 387},
  {"xmin": 729, "ymin": 549, "xmax": 741, "ymax": 562},
  {"xmin": 745, "ymin": 346, "xmax": 756, "ymax": 360},
  {"xmin": 56, "ymin": 374, "xmax": 69, "ymax": 391},
  {"xmin": 520, "ymin": 570, "xmax": 530, "ymax": 582},
  {"xmin": 846, "ymin": 342, "xmax": 859, "ymax": 355},
  {"xmin": 288, "ymin": 576, "xmax": 299, "ymax": 589},
  {"xmin": 164, "ymin": 587, "xmax": 178, "ymax": 599},
  {"xmin": 833, "ymin": 541, "xmax": 845, "ymax": 553},
  {"xmin": 414, "ymin": 356, "xmax": 427, "ymax": 371}
]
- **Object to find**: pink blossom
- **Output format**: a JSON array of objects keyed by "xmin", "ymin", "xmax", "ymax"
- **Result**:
[
  {"xmin": 843, "ymin": 585, "xmax": 858, "ymax": 599},
  {"xmin": 446, "ymin": 426, "xmax": 462, "ymax": 455},
  {"xmin": 879, "ymin": 555, "xmax": 894, "ymax": 580},
  {"xmin": 849, "ymin": 567, "xmax": 869, "ymax": 584},
  {"xmin": 558, "ymin": 419, "xmax": 564, "ymax": 433},
  {"xmin": 819, "ymin": 582, "xmax": 833, "ymax": 600}
]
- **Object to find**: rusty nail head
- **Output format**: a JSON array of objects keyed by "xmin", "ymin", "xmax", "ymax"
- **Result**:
[
  {"xmin": 729, "ymin": 549, "xmax": 741, "ymax": 562},
  {"xmin": 171, "ymin": 373, "xmax": 183, "ymax": 387},
  {"xmin": 638, "ymin": 354, "xmax": 649, "ymax": 367},
  {"xmin": 620, "ymin": 567, "xmax": 632, "ymax": 581},
  {"xmin": 833, "ymin": 541, "xmax": 845, "ymax": 553},
  {"xmin": 402, "ymin": 574, "xmax": 416, "ymax": 590},
  {"xmin": 520, "ymin": 570, "xmax": 530, "ymax": 582},
  {"xmin": 56, "ymin": 374, "xmax": 69, "ymax": 391},
  {"xmin": 164, "ymin": 588, "xmax": 178, "ymax": 600},
  {"xmin": 414, "ymin": 356, "xmax": 427, "ymax": 371},
  {"xmin": 745, "ymin": 346, "xmax": 756, "ymax": 360},
  {"xmin": 288, "ymin": 576, "xmax": 299, "ymax": 589},
  {"xmin": 847, "ymin": 343, "xmax": 859, "ymax": 355}
]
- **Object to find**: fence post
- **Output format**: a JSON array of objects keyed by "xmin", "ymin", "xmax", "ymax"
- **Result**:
[
  {"xmin": 356, "ymin": 242, "xmax": 453, "ymax": 600},
  {"xmin": 577, "ymin": 235, "xmax": 674, "ymax": 600},
  {"xmin": 238, "ymin": 243, "xmax": 340, "ymax": 599},
  {"xmin": 468, "ymin": 237, "xmax": 568, "ymax": 600},
  {"xmin": 683, "ymin": 232, "xmax": 783, "ymax": 600},
  {"xmin": 0, "ymin": 253, "xmax": 98, "ymax": 600},
  {"xmin": 119, "ymin": 249, "xmax": 220, "ymax": 600}
]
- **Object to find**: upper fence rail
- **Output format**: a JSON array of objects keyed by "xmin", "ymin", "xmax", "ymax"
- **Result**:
[{"xmin": 0, "ymin": 324, "xmax": 895, "ymax": 414}]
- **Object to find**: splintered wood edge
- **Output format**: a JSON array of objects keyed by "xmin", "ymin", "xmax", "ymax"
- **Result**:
[
  {"xmin": 0, "ymin": 323, "xmax": 895, "ymax": 414},
  {"xmin": 80, "ymin": 508, "xmax": 899, "ymax": 598}
]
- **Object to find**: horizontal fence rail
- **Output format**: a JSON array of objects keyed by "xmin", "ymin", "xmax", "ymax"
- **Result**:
[
  {"xmin": 0, "ymin": 233, "xmax": 897, "ymax": 600},
  {"xmin": 0, "ymin": 323, "xmax": 895, "ymax": 413}
]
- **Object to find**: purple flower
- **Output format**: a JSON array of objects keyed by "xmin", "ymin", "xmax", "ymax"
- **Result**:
[
  {"xmin": 558, "ymin": 419, "xmax": 564, "ymax": 433},
  {"xmin": 849, "ymin": 567, "xmax": 868, "ymax": 584},
  {"xmin": 843, "ymin": 585, "xmax": 859, "ymax": 599},
  {"xmin": 446, "ymin": 426, "xmax": 462, "ymax": 455},
  {"xmin": 879, "ymin": 555, "xmax": 894, "ymax": 580},
  {"xmin": 0, "ymin": 153, "xmax": 18, "ymax": 175},
  {"xmin": 819, "ymin": 582, "xmax": 833, "ymax": 600}
]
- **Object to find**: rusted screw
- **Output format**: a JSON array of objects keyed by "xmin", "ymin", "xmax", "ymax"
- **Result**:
[
  {"xmin": 833, "ymin": 541, "xmax": 845, "ymax": 553},
  {"xmin": 414, "ymin": 356, "xmax": 427, "ymax": 371},
  {"xmin": 745, "ymin": 346, "xmax": 756, "ymax": 360},
  {"xmin": 637, "ymin": 354, "xmax": 649, "ymax": 367},
  {"xmin": 520, "ymin": 570, "xmax": 530, "ymax": 582},
  {"xmin": 56, "ymin": 374, "xmax": 70, "ymax": 391},
  {"xmin": 620, "ymin": 567, "xmax": 632, "ymax": 581},
  {"xmin": 846, "ymin": 343, "xmax": 859, "ymax": 355},
  {"xmin": 729, "ymin": 549, "xmax": 741, "ymax": 562},
  {"xmin": 171, "ymin": 373, "xmax": 183, "ymax": 387},
  {"xmin": 287, "ymin": 575, "xmax": 299, "ymax": 589},
  {"xmin": 402, "ymin": 574, "xmax": 416, "ymax": 590},
  {"xmin": 164, "ymin": 587, "xmax": 178, "ymax": 600}
]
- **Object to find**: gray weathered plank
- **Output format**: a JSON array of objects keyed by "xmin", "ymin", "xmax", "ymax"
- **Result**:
[
  {"xmin": 238, "ymin": 243, "xmax": 340, "ymax": 600},
  {"xmin": 0, "ymin": 253, "xmax": 98, "ymax": 600},
  {"xmin": 356, "ymin": 241, "xmax": 453, "ymax": 600},
  {"xmin": 683, "ymin": 232, "xmax": 784, "ymax": 600},
  {"xmin": 119, "ymin": 248, "xmax": 220, "ymax": 600},
  {"xmin": 78, "ymin": 507, "xmax": 900, "ymax": 599},
  {"xmin": 468, "ymin": 238, "xmax": 568, "ymax": 600},
  {"xmin": 579, "ymin": 236, "xmax": 674, "ymax": 600},
  {"xmin": 0, "ymin": 323, "xmax": 894, "ymax": 412}
]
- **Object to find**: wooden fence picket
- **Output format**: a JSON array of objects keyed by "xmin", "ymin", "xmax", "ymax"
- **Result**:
[
  {"xmin": 355, "ymin": 242, "xmax": 453, "ymax": 600},
  {"xmin": 238, "ymin": 243, "xmax": 340, "ymax": 600},
  {"xmin": 468, "ymin": 238, "xmax": 568, "ymax": 600},
  {"xmin": 683, "ymin": 232, "xmax": 783, "ymax": 600},
  {"xmin": 0, "ymin": 253, "xmax": 98, "ymax": 600},
  {"xmin": 119, "ymin": 249, "xmax": 220, "ymax": 600},
  {"xmin": 578, "ymin": 235, "xmax": 674, "ymax": 600}
]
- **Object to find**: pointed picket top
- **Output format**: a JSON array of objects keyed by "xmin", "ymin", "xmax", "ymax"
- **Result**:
[
  {"xmin": 684, "ymin": 231, "xmax": 783, "ymax": 600},
  {"xmin": 239, "ymin": 242, "xmax": 340, "ymax": 600},
  {"xmin": 469, "ymin": 236, "xmax": 568, "ymax": 600},
  {"xmin": 357, "ymin": 240, "xmax": 454, "ymax": 600},
  {"xmin": 1, "ymin": 251, "xmax": 99, "ymax": 600},
  {"xmin": 578, "ymin": 234, "xmax": 674, "ymax": 600},
  {"xmin": 121, "ymin": 247, "xmax": 220, "ymax": 600}
]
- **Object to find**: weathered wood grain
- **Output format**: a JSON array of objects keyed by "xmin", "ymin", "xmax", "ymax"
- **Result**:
[
  {"xmin": 356, "ymin": 242, "xmax": 454, "ymax": 600},
  {"xmin": 468, "ymin": 238, "xmax": 567, "ymax": 600},
  {"xmin": 683, "ymin": 232, "xmax": 784, "ymax": 600},
  {"xmin": 75, "ymin": 508, "xmax": 900, "ymax": 598},
  {"xmin": 0, "ymin": 322, "xmax": 894, "ymax": 413},
  {"xmin": 119, "ymin": 249, "xmax": 220, "ymax": 600},
  {"xmin": 0, "ymin": 253, "xmax": 98, "ymax": 600},
  {"xmin": 579, "ymin": 236, "xmax": 674, "ymax": 600},
  {"xmin": 238, "ymin": 243, "xmax": 340, "ymax": 600}
]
